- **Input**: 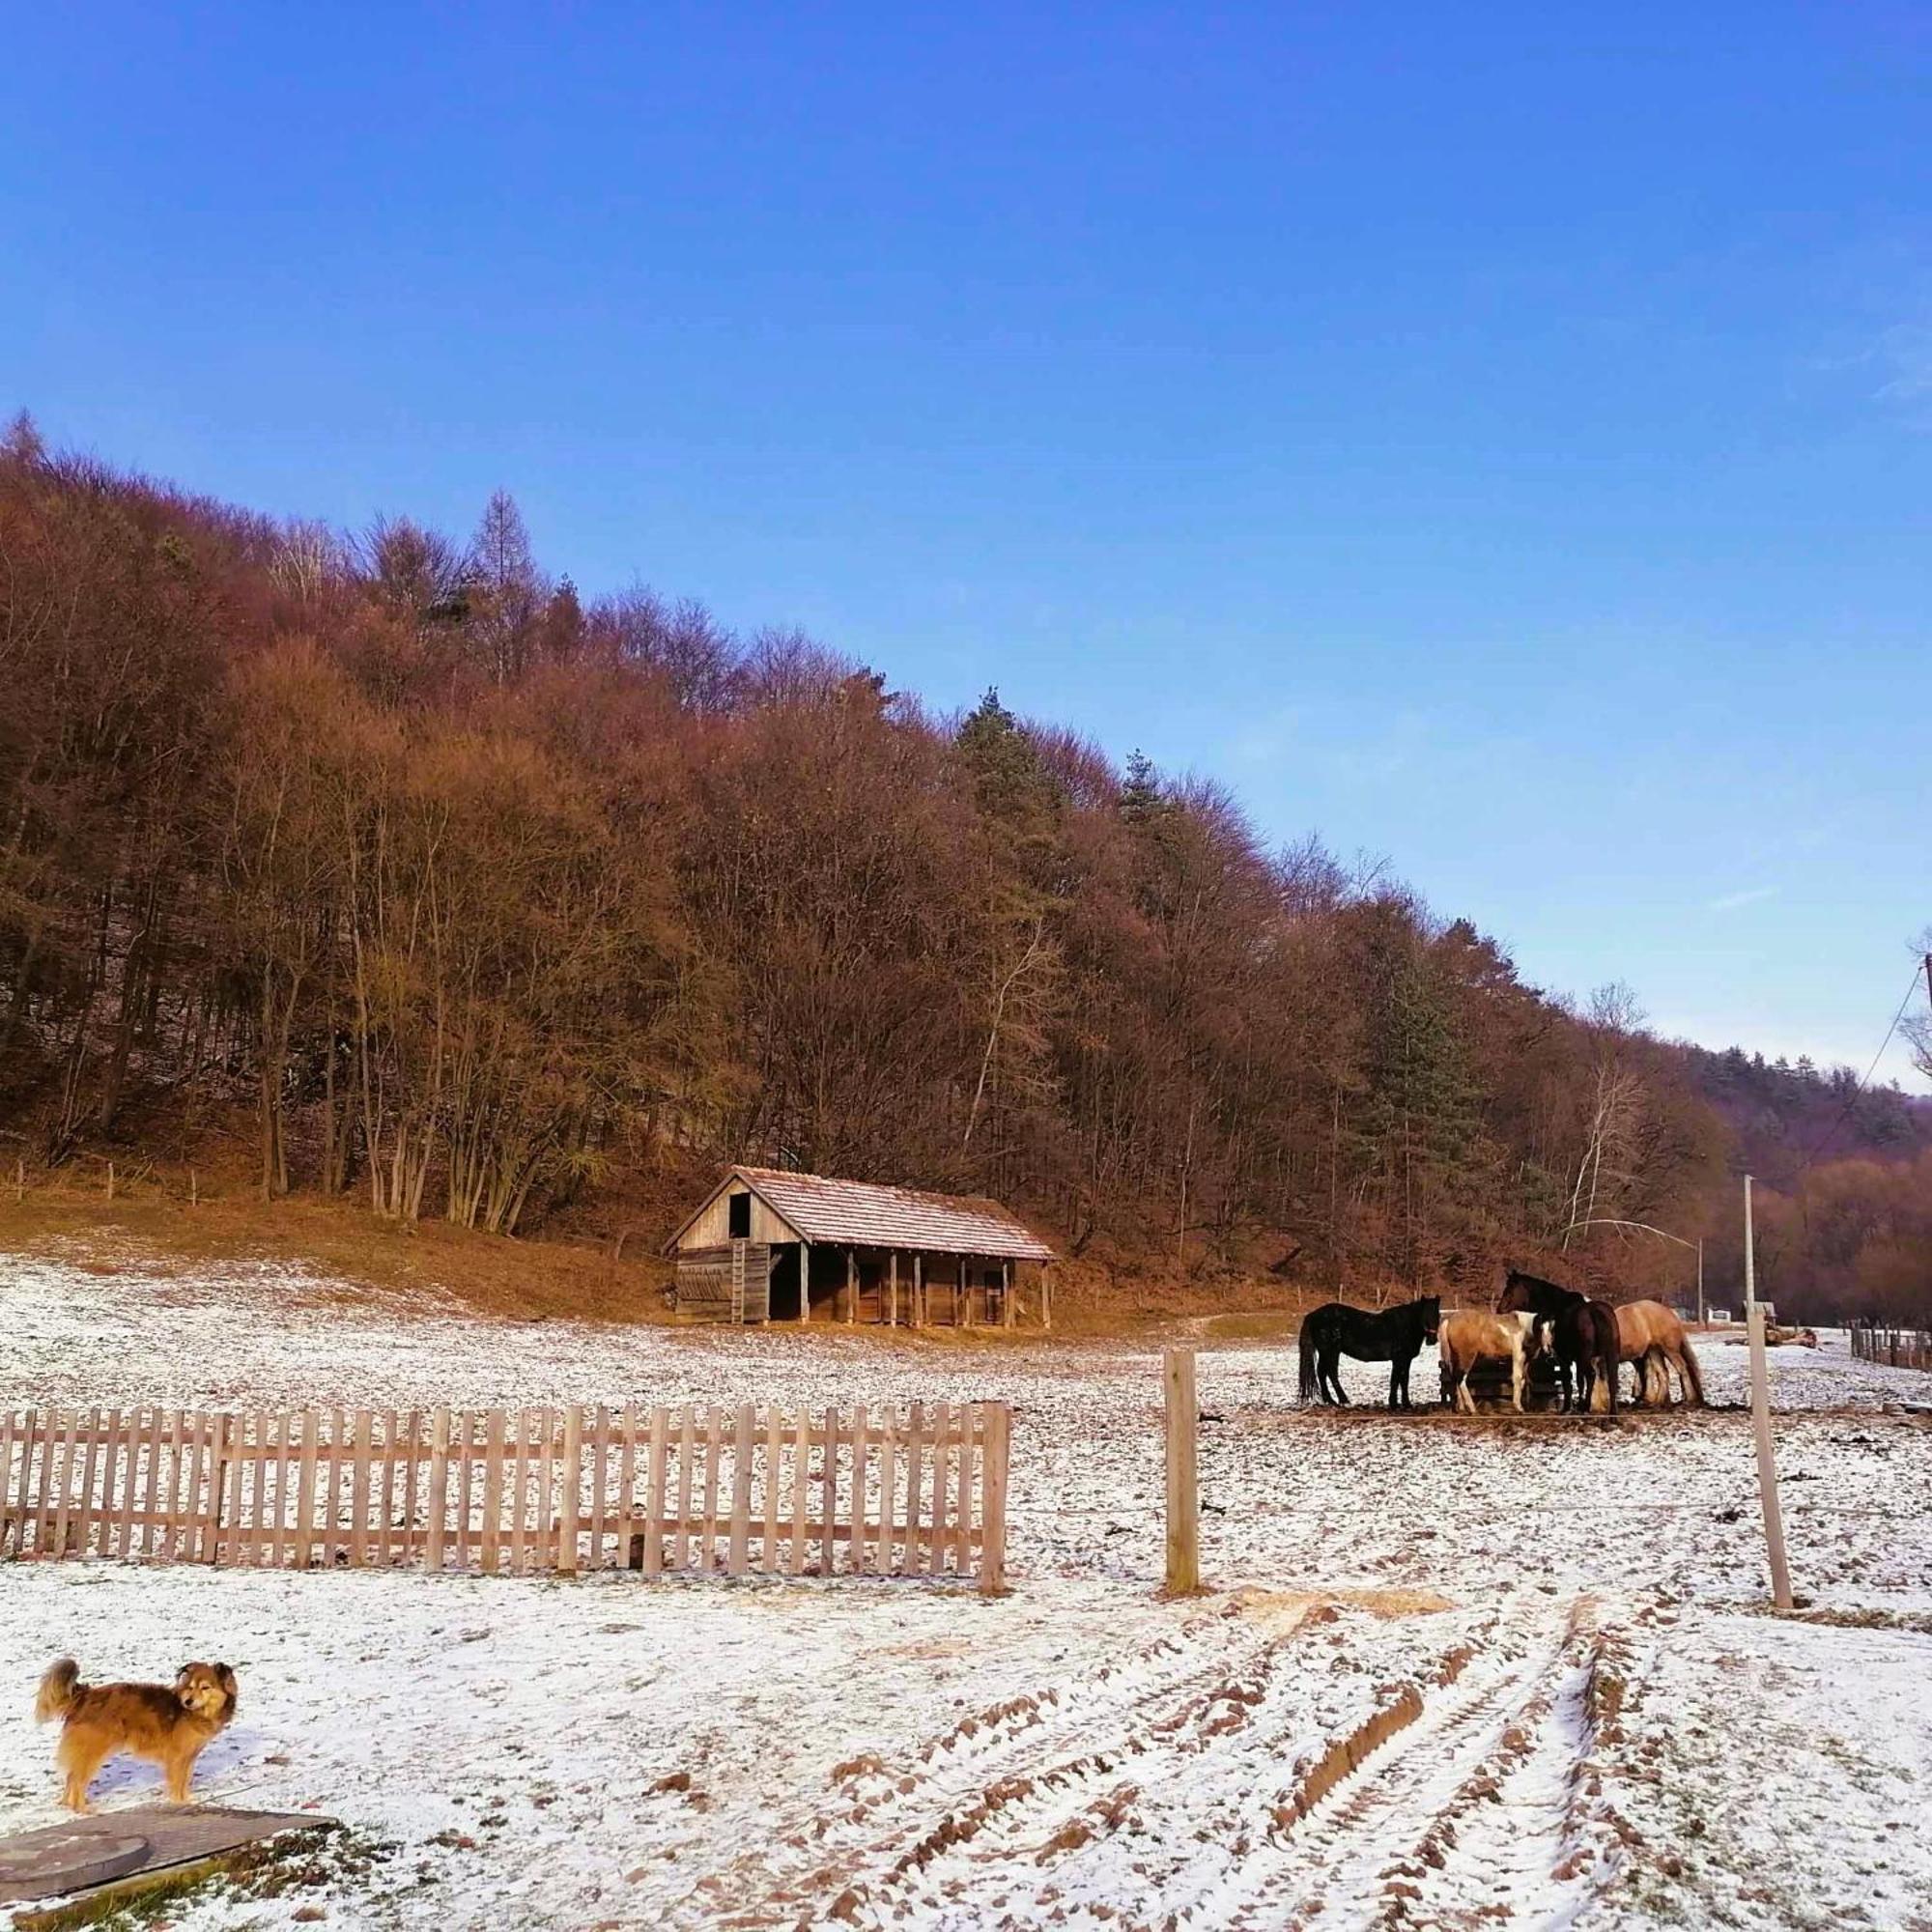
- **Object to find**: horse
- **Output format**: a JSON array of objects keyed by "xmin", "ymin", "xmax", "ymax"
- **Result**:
[
  {"xmin": 1614, "ymin": 1299, "xmax": 1705, "ymax": 1406},
  {"xmin": 1297, "ymin": 1296, "xmax": 1441, "ymax": 1409},
  {"xmin": 1437, "ymin": 1308, "xmax": 1542, "ymax": 1413},
  {"xmin": 1498, "ymin": 1270, "xmax": 1619, "ymax": 1414}
]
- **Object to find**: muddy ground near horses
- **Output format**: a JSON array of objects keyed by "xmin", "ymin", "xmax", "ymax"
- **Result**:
[{"xmin": 1, "ymin": 1245, "xmax": 1928, "ymax": 1928}]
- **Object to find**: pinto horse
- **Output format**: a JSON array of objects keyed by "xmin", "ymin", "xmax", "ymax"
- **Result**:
[
  {"xmin": 1297, "ymin": 1296, "xmax": 1440, "ymax": 1409},
  {"xmin": 1437, "ymin": 1308, "xmax": 1542, "ymax": 1413},
  {"xmin": 1499, "ymin": 1270, "xmax": 1619, "ymax": 1414},
  {"xmin": 1614, "ymin": 1299, "xmax": 1706, "ymax": 1406}
]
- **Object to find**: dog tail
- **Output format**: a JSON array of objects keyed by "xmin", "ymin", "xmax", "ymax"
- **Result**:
[
  {"xmin": 1297, "ymin": 1321, "xmax": 1319, "ymax": 1403},
  {"xmin": 36, "ymin": 1658, "xmax": 80, "ymax": 1724}
]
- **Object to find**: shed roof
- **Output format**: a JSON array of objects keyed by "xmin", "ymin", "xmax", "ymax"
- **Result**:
[{"xmin": 670, "ymin": 1166, "xmax": 1057, "ymax": 1261}]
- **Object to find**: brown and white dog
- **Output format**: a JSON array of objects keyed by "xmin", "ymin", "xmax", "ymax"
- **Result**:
[{"xmin": 35, "ymin": 1658, "xmax": 238, "ymax": 1812}]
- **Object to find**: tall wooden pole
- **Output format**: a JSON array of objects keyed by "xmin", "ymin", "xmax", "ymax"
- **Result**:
[
  {"xmin": 1163, "ymin": 1347, "xmax": 1200, "ymax": 1596},
  {"xmin": 1744, "ymin": 1176, "xmax": 1794, "ymax": 1610},
  {"xmin": 798, "ymin": 1241, "xmax": 811, "ymax": 1324}
]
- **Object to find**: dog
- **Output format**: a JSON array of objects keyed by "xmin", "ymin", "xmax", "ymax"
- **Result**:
[{"xmin": 35, "ymin": 1658, "xmax": 238, "ymax": 1813}]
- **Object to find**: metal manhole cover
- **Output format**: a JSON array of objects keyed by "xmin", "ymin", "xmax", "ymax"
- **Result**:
[{"xmin": 0, "ymin": 1826, "xmax": 152, "ymax": 1900}]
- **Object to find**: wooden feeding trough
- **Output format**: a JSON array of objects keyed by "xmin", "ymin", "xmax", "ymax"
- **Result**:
[{"xmin": 667, "ymin": 1166, "xmax": 1057, "ymax": 1328}]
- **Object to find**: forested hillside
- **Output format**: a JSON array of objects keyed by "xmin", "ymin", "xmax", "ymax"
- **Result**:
[{"xmin": 1, "ymin": 422, "xmax": 1924, "ymax": 1319}]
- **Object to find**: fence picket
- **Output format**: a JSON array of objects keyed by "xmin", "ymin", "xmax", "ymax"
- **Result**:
[
  {"xmin": 96, "ymin": 1407, "xmax": 123, "ymax": 1561},
  {"xmin": 879, "ymin": 1406, "xmax": 898, "ymax": 1577},
  {"xmin": 11, "ymin": 1409, "xmax": 37, "ymax": 1555},
  {"xmin": 505, "ymin": 1410, "xmax": 526, "ymax": 1575},
  {"xmin": 788, "ymin": 1406, "xmax": 810, "ymax": 1577},
  {"xmin": 904, "ymin": 1401, "xmax": 926, "ymax": 1578},
  {"xmin": 643, "ymin": 1406, "xmax": 668, "ymax": 1577},
  {"xmin": 760, "ymin": 1406, "xmax": 782, "ymax": 1574},
  {"xmin": 699, "ymin": 1406, "xmax": 724, "ymax": 1573},
  {"xmin": 480, "ymin": 1410, "xmax": 505, "ymax": 1574},
  {"xmin": 221, "ymin": 1413, "xmax": 244, "ymax": 1565},
  {"xmin": 49, "ymin": 1410, "xmax": 79, "ymax": 1559},
  {"xmin": 954, "ymin": 1407, "xmax": 977, "ymax": 1575},
  {"xmin": 560, "ymin": 1406, "xmax": 582, "ymax": 1577},
  {"xmin": 0, "ymin": 1410, "xmax": 14, "ymax": 1556},
  {"xmin": 727, "ymin": 1402, "xmax": 753, "ymax": 1576},
  {"xmin": 851, "ymin": 1403, "xmax": 870, "ymax": 1576},
  {"xmin": 819, "ymin": 1406, "xmax": 839, "ymax": 1577}
]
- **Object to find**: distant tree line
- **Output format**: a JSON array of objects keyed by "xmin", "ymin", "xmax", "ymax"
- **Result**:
[{"xmin": 1, "ymin": 420, "xmax": 1924, "ymax": 1318}]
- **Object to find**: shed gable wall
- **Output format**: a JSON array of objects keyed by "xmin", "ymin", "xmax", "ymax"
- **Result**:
[{"xmin": 678, "ymin": 1186, "xmax": 796, "ymax": 1250}]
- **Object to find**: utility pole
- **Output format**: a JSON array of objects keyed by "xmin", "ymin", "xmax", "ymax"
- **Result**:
[{"xmin": 1744, "ymin": 1176, "xmax": 1794, "ymax": 1610}]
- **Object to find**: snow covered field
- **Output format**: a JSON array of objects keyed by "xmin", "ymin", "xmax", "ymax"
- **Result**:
[{"xmin": 2, "ymin": 1248, "xmax": 1929, "ymax": 1929}]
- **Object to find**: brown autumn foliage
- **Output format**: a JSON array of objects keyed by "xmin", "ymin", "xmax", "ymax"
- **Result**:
[{"xmin": 1, "ymin": 421, "xmax": 1924, "ymax": 1319}]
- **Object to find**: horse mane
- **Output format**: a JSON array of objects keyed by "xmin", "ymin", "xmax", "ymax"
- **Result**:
[{"xmin": 1505, "ymin": 1268, "xmax": 1577, "ymax": 1301}]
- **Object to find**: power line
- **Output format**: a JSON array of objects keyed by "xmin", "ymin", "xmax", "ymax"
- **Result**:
[{"xmin": 1788, "ymin": 959, "xmax": 1929, "ymax": 1178}]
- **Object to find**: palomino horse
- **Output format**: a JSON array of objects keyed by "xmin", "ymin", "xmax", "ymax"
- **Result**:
[
  {"xmin": 1297, "ymin": 1296, "xmax": 1441, "ymax": 1408},
  {"xmin": 1437, "ymin": 1308, "xmax": 1542, "ymax": 1413},
  {"xmin": 1499, "ymin": 1270, "xmax": 1619, "ymax": 1414},
  {"xmin": 1614, "ymin": 1299, "xmax": 1705, "ymax": 1406}
]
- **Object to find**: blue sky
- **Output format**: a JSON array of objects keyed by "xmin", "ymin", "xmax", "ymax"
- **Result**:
[{"xmin": 6, "ymin": 4, "xmax": 1928, "ymax": 1083}]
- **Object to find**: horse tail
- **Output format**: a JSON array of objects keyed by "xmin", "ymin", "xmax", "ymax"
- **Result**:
[
  {"xmin": 1298, "ymin": 1319, "xmax": 1320, "ymax": 1403},
  {"xmin": 1680, "ymin": 1335, "xmax": 1705, "ymax": 1406}
]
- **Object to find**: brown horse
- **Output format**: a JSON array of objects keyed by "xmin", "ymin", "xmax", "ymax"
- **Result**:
[
  {"xmin": 1498, "ymin": 1271, "xmax": 1619, "ymax": 1414},
  {"xmin": 1614, "ymin": 1299, "xmax": 1705, "ymax": 1406}
]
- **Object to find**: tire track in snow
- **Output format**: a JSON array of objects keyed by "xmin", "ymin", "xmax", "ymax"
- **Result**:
[
  {"xmin": 1209, "ymin": 1600, "xmax": 1598, "ymax": 1931},
  {"xmin": 691, "ymin": 1604, "xmax": 1317, "ymax": 1925},
  {"xmin": 1372, "ymin": 1600, "xmax": 1613, "ymax": 1928}
]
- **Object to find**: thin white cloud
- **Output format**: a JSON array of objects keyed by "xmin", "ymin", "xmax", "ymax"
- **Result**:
[{"xmin": 1705, "ymin": 885, "xmax": 1779, "ymax": 914}]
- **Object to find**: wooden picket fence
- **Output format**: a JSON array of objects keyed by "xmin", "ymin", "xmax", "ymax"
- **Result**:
[
  {"xmin": 1850, "ymin": 1325, "xmax": 1932, "ymax": 1372},
  {"xmin": 0, "ymin": 1401, "xmax": 1010, "ymax": 1593}
]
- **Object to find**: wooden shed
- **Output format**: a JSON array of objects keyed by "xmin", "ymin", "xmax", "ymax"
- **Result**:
[{"xmin": 667, "ymin": 1166, "xmax": 1058, "ymax": 1328}]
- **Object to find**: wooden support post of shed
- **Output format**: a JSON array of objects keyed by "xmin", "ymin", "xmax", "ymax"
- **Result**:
[
  {"xmin": 798, "ymin": 1241, "xmax": 811, "ymax": 1324},
  {"xmin": 1041, "ymin": 1264, "xmax": 1052, "ymax": 1332},
  {"xmin": 845, "ymin": 1246, "xmax": 857, "ymax": 1324},
  {"xmin": 1003, "ymin": 1259, "xmax": 1013, "ymax": 1329},
  {"xmin": 889, "ymin": 1251, "xmax": 898, "ymax": 1326},
  {"xmin": 962, "ymin": 1259, "xmax": 974, "ymax": 1328},
  {"xmin": 913, "ymin": 1253, "xmax": 923, "ymax": 1328}
]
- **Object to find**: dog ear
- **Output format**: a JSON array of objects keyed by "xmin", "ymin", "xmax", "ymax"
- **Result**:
[{"xmin": 214, "ymin": 1663, "xmax": 237, "ymax": 1694}]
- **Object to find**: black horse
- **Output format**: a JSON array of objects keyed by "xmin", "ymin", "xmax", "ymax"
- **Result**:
[
  {"xmin": 1297, "ymin": 1296, "xmax": 1441, "ymax": 1409},
  {"xmin": 1498, "ymin": 1270, "xmax": 1618, "ymax": 1413}
]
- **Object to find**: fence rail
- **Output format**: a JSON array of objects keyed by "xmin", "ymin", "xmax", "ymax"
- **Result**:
[
  {"xmin": 0, "ymin": 1401, "xmax": 1009, "ymax": 1592},
  {"xmin": 1850, "ymin": 1326, "xmax": 1932, "ymax": 1372}
]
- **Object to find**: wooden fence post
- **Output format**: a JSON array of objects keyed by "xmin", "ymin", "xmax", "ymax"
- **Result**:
[
  {"xmin": 979, "ymin": 1403, "xmax": 1009, "ymax": 1595},
  {"xmin": 1744, "ymin": 1177, "xmax": 1793, "ymax": 1611},
  {"xmin": 1164, "ymin": 1347, "xmax": 1200, "ymax": 1596},
  {"xmin": 1747, "ymin": 1302, "xmax": 1794, "ymax": 1610}
]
